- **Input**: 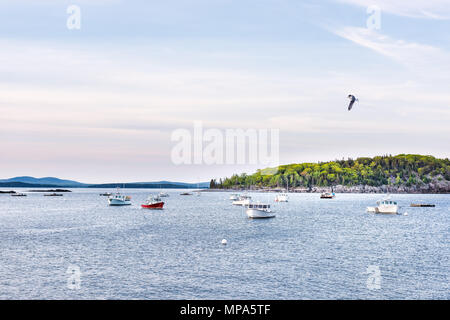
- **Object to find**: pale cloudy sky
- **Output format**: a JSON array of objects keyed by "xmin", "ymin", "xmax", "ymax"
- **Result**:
[{"xmin": 0, "ymin": 0, "xmax": 449, "ymax": 183}]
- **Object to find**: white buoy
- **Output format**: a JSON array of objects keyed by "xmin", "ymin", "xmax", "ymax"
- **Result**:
[
  {"xmin": 404, "ymin": 212, "xmax": 408, "ymax": 216},
  {"xmin": 221, "ymin": 239, "xmax": 227, "ymax": 245}
]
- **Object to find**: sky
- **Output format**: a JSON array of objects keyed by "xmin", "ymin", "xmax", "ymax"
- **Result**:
[{"xmin": 0, "ymin": 0, "xmax": 449, "ymax": 183}]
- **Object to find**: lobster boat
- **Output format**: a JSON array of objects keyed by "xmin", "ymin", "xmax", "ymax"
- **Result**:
[
  {"xmin": 108, "ymin": 188, "xmax": 131, "ymax": 206},
  {"xmin": 141, "ymin": 195, "xmax": 164, "ymax": 209},
  {"xmin": 245, "ymin": 203, "xmax": 275, "ymax": 219}
]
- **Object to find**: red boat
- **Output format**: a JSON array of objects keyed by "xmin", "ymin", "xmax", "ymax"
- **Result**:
[{"xmin": 141, "ymin": 196, "xmax": 164, "ymax": 209}]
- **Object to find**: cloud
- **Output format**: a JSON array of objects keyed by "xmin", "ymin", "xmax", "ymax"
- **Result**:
[
  {"xmin": 332, "ymin": 26, "xmax": 450, "ymax": 79},
  {"xmin": 336, "ymin": 0, "xmax": 450, "ymax": 19}
]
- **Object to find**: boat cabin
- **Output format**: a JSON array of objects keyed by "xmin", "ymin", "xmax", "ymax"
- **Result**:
[
  {"xmin": 378, "ymin": 200, "xmax": 397, "ymax": 205},
  {"xmin": 246, "ymin": 203, "xmax": 270, "ymax": 209}
]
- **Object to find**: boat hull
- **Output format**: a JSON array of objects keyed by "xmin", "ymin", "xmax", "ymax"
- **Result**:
[
  {"xmin": 108, "ymin": 199, "xmax": 131, "ymax": 206},
  {"xmin": 233, "ymin": 199, "xmax": 250, "ymax": 206},
  {"xmin": 366, "ymin": 206, "xmax": 398, "ymax": 214},
  {"xmin": 246, "ymin": 209, "xmax": 275, "ymax": 219},
  {"xmin": 141, "ymin": 202, "xmax": 164, "ymax": 209}
]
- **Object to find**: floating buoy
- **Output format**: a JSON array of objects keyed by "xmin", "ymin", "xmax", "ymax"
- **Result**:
[
  {"xmin": 404, "ymin": 212, "xmax": 408, "ymax": 216},
  {"xmin": 221, "ymin": 239, "xmax": 227, "ymax": 245}
]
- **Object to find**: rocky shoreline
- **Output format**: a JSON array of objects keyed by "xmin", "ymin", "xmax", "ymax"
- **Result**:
[{"xmin": 210, "ymin": 181, "xmax": 450, "ymax": 194}]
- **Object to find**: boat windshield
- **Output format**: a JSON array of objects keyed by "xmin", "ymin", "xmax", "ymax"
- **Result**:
[{"xmin": 249, "ymin": 204, "xmax": 270, "ymax": 209}]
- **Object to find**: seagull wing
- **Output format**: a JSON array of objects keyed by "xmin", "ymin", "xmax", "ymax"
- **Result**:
[{"xmin": 348, "ymin": 98, "xmax": 355, "ymax": 111}]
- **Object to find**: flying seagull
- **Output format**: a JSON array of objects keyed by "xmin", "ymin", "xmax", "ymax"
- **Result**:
[{"xmin": 347, "ymin": 94, "xmax": 358, "ymax": 111}]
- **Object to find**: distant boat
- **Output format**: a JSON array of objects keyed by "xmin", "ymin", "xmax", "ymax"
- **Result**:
[
  {"xmin": 275, "ymin": 193, "xmax": 288, "ymax": 202},
  {"xmin": 99, "ymin": 192, "xmax": 112, "ymax": 196},
  {"xmin": 11, "ymin": 193, "xmax": 27, "ymax": 197},
  {"xmin": 44, "ymin": 193, "xmax": 63, "ymax": 197},
  {"xmin": 108, "ymin": 188, "xmax": 131, "ymax": 206},
  {"xmin": 320, "ymin": 192, "xmax": 335, "ymax": 199},
  {"xmin": 246, "ymin": 203, "xmax": 275, "ymax": 219},
  {"xmin": 367, "ymin": 197, "xmax": 399, "ymax": 214},
  {"xmin": 410, "ymin": 203, "xmax": 435, "ymax": 207},
  {"xmin": 141, "ymin": 195, "xmax": 164, "ymax": 209},
  {"xmin": 180, "ymin": 192, "xmax": 193, "ymax": 196},
  {"xmin": 229, "ymin": 193, "xmax": 239, "ymax": 201},
  {"xmin": 159, "ymin": 192, "xmax": 169, "ymax": 197},
  {"xmin": 275, "ymin": 179, "xmax": 289, "ymax": 202},
  {"xmin": 195, "ymin": 180, "xmax": 201, "ymax": 196},
  {"xmin": 232, "ymin": 195, "xmax": 251, "ymax": 206}
]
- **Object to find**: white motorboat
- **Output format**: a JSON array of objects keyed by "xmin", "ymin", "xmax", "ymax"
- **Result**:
[
  {"xmin": 246, "ymin": 203, "xmax": 275, "ymax": 219},
  {"xmin": 276, "ymin": 180, "xmax": 290, "ymax": 202},
  {"xmin": 232, "ymin": 195, "xmax": 251, "ymax": 206},
  {"xmin": 275, "ymin": 193, "xmax": 288, "ymax": 202},
  {"xmin": 367, "ymin": 197, "xmax": 399, "ymax": 214},
  {"xmin": 159, "ymin": 192, "xmax": 169, "ymax": 197},
  {"xmin": 229, "ymin": 193, "xmax": 240, "ymax": 201},
  {"xmin": 108, "ymin": 189, "xmax": 131, "ymax": 206}
]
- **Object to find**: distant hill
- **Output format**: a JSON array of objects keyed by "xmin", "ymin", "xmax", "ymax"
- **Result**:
[
  {"xmin": 0, "ymin": 176, "xmax": 86, "ymax": 187},
  {"xmin": 0, "ymin": 176, "xmax": 209, "ymax": 189},
  {"xmin": 211, "ymin": 154, "xmax": 450, "ymax": 193},
  {"xmin": 87, "ymin": 183, "xmax": 208, "ymax": 189},
  {"xmin": 0, "ymin": 182, "xmax": 62, "ymax": 188},
  {"xmin": 128, "ymin": 181, "xmax": 210, "ymax": 188}
]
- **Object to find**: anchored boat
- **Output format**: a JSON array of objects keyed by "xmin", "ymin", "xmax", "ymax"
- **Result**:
[
  {"xmin": 11, "ymin": 193, "xmax": 27, "ymax": 197},
  {"xmin": 275, "ymin": 179, "xmax": 289, "ymax": 202},
  {"xmin": 367, "ymin": 197, "xmax": 399, "ymax": 214},
  {"xmin": 320, "ymin": 192, "xmax": 335, "ymax": 199},
  {"xmin": 141, "ymin": 195, "xmax": 164, "ymax": 209},
  {"xmin": 229, "ymin": 193, "xmax": 240, "ymax": 201},
  {"xmin": 275, "ymin": 193, "xmax": 288, "ymax": 202},
  {"xmin": 108, "ymin": 188, "xmax": 131, "ymax": 206},
  {"xmin": 232, "ymin": 195, "xmax": 251, "ymax": 206},
  {"xmin": 410, "ymin": 203, "xmax": 435, "ymax": 207},
  {"xmin": 99, "ymin": 192, "xmax": 112, "ymax": 196},
  {"xmin": 246, "ymin": 203, "xmax": 275, "ymax": 219}
]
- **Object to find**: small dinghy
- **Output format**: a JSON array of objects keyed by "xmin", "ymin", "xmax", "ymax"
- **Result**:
[
  {"xmin": 320, "ymin": 192, "xmax": 335, "ymax": 199},
  {"xmin": 410, "ymin": 203, "xmax": 435, "ymax": 207}
]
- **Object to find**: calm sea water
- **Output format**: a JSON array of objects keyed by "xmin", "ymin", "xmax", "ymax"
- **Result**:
[{"xmin": 0, "ymin": 189, "xmax": 448, "ymax": 300}]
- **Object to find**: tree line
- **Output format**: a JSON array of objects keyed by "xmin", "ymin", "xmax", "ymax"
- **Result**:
[{"xmin": 210, "ymin": 154, "xmax": 450, "ymax": 189}]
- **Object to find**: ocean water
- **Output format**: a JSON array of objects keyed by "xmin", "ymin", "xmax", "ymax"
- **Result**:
[{"xmin": 0, "ymin": 189, "xmax": 448, "ymax": 300}]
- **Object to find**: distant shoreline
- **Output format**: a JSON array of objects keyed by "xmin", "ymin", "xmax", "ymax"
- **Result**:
[
  {"xmin": 0, "ymin": 182, "xmax": 208, "ymax": 189},
  {"xmin": 206, "ymin": 185, "xmax": 450, "ymax": 194}
]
